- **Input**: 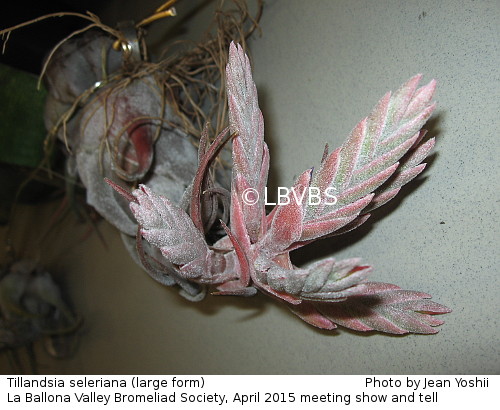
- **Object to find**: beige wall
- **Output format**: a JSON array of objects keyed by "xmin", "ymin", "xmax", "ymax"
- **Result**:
[{"xmin": 1, "ymin": 0, "xmax": 498, "ymax": 374}]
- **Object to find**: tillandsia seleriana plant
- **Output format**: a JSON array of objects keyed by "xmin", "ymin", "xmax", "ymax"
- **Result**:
[{"xmin": 108, "ymin": 42, "xmax": 451, "ymax": 334}]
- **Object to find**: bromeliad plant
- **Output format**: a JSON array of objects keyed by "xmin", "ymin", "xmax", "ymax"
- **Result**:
[{"xmin": 107, "ymin": 42, "xmax": 451, "ymax": 334}]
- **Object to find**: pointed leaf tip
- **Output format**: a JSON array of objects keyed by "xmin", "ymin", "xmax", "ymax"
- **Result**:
[{"xmin": 104, "ymin": 177, "xmax": 137, "ymax": 203}]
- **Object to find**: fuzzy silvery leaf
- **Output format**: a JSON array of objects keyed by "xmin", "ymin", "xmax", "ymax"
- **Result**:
[
  {"xmin": 256, "ymin": 256, "xmax": 372, "ymax": 302},
  {"xmin": 227, "ymin": 42, "xmax": 269, "ymax": 243},
  {"xmin": 298, "ymin": 282, "xmax": 452, "ymax": 334},
  {"xmin": 130, "ymin": 185, "xmax": 211, "ymax": 279}
]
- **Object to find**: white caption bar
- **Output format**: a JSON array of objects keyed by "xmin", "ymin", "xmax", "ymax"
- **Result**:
[{"xmin": 1, "ymin": 375, "xmax": 495, "ymax": 409}]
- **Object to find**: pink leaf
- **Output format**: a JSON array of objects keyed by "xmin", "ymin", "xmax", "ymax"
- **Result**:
[
  {"xmin": 362, "ymin": 92, "xmax": 391, "ymax": 158},
  {"xmin": 377, "ymin": 103, "xmax": 436, "ymax": 154},
  {"xmin": 289, "ymin": 302, "xmax": 337, "ymax": 330},
  {"xmin": 364, "ymin": 187, "xmax": 401, "ymax": 212},
  {"xmin": 335, "ymin": 163, "xmax": 398, "ymax": 207},
  {"xmin": 227, "ymin": 42, "xmax": 268, "ymax": 243},
  {"xmin": 334, "ymin": 119, "xmax": 368, "ymax": 190},
  {"xmin": 314, "ymin": 282, "xmax": 452, "ymax": 334},
  {"xmin": 405, "ymin": 79, "xmax": 437, "ymax": 120},
  {"xmin": 386, "ymin": 74, "xmax": 422, "ymax": 126},
  {"xmin": 130, "ymin": 185, "xmax": 211, "ymax": 279},
  {"xmin": 261, "ymin": 169, "xmax": 311, "ymax": 255},
  {"xmin": 300, "ymin": 215, "xmax": 358, "ymax": 242},
  {"xmin": 260, "ymin": 255, "xmax": 372, "ymax": 302},
  {"xmin": 400, "ymin": 137, "xmax": 435, "ymax": 171}
]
